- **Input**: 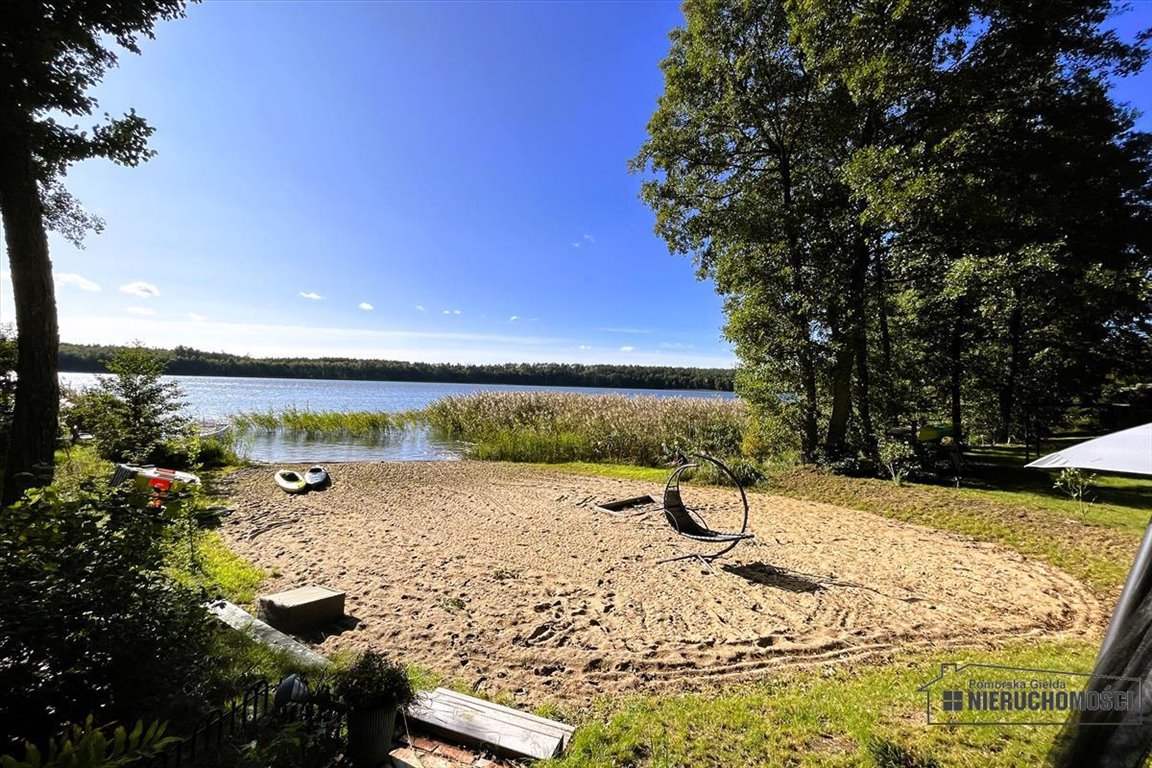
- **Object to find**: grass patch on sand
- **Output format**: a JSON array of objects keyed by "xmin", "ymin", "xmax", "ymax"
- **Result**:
[
  {"xmin": 545, "ymin": 641, "xmax": 1096, "ymax": 767},
  {"xmin": 172, "ymin": 530, "xmax": 265, "ymax": 605}
]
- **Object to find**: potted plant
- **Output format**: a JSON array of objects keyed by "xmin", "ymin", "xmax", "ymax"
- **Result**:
[{"xmin": 332, "ymin": 649, "xmax": 417, "ymax": 767}]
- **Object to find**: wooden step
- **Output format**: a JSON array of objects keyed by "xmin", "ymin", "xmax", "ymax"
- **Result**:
[{"xmin": 406, "ymin": 688, "xmax": 574, "ymax": 760}]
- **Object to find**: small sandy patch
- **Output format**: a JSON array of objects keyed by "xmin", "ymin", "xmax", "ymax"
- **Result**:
[{"xmin": 217, "ymin": 462, "xmax": 1102, "ymax": 702}]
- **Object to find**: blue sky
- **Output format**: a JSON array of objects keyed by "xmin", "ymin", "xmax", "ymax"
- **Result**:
[{"xmin": 2, "ymin": 1, "xmax": 1150, "ymax": 366}]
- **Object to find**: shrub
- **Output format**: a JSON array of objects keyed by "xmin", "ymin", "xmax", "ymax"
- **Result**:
[
  {"xmin": 1054, "ymin": 467, "xmax": 1097, "ymax": 518},
  {"xmin": 878, "ymin": 437, "xmax": 918, "ymax": 484},
  {"xmin": 331, "ymin": 650, "xmax": 416, "ymax": 711},
  {"xmin": 63, "ymin": 344, "xmax": 191, "ymax": 464},
  {"xmin": 0, "ymin": 717, "xmax": 177, "ymax": 768},
  {"xmin": 0, "ymin": 483, "xmax": 214, "ymax": 750}
]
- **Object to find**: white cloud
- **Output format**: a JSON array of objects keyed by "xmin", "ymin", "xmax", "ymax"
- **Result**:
[
  {"xmin": 619, "ymin": 345, "xmax": 635, "ymax": 352},
  {"xmin": 583, "ymin": 234, "xmax": 595, "ymax": 243},
  {"xmin": 58, "ymin": 273, "xmax": 101, "ymax": 292},
  {"xmin": 415, "ymin": 305, "xmax": 426, "ymax": 311},
  {"xmin": 188, "ymin": 313, "xmax": 208, "ymax": 322},
  {"xmin": 578, "ymin": 345, "xmax": 592, "ymax": 350},
  {"xmin": 299, "ymin": 291, "xmax": 323, "ymax": 300},
  {"xmin": 509, "ymin": 315, "xmax": 519, "ymax": 322},
  {"xmin": 120, "ymin": 280, "xmax": 160, "ymax": 298},
  {"xmin": 442, "ymin": 309, "xmax": 461, "ymax": 315},
  {"xmin": 571, "ymin": 241, "xmax": 581, "ymax": 248},
  {"xmin": 358, "ymin": 302, "xmax": 374, "ymax": 311},
  {"xmin": 125, "ymin": 307, "xmax": 156, "ymax": 316}
]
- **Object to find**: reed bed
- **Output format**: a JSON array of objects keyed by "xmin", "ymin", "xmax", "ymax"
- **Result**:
[
  {"xmin": 230, "ymin": 407, "xmax": 418, "ymax": 438},
  {"xmin": 422, "ymin": 391, "xmax": 747, "ymax": 466}
]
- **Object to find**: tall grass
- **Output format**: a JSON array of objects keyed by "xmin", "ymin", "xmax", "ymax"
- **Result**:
[
  {"xmin": 230, "ymin": 407, "xmax": 416, "ymax": 438},
  {"xmin": 423, "ymin": 391, "xmax": 747, "ymax": 466}
]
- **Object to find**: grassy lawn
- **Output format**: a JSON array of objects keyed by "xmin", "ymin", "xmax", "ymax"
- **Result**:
[{"xmin": 545, "ymin": 641, "xmax": 1098, "ymax": 768}]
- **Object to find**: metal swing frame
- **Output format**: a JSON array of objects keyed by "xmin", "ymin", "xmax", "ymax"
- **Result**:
[{"xmin": 595, "ymin": 452, "xmax": 753, "ymax": 567}]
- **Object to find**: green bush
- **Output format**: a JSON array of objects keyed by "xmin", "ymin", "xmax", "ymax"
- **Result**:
[
  {"xmin": 0, "ymin": 483, "xmax": 214, "ymax": 751},
  {"xmin": 62, "ymin": 345, "xmax": 191, "ymax": 465},
  {"xmin": 0, "ymin": 718, "xmax": 176, "ymax": 768},
  {"xmin": 331, "ymin": 650, "xmax": 416, "ymax": 711}
]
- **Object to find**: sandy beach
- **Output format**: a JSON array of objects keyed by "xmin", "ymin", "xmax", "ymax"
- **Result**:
[{"xmin": 217, "ymin": 462, "xmax": 1103, "ymax": 703}]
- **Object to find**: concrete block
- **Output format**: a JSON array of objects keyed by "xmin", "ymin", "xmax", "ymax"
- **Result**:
[{"xmin": 258, "ymin": 585, "xmax": 345, "ymax": 634}]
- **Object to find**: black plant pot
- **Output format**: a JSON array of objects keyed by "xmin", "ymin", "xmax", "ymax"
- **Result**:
[{"xmin": 346, "ymin": 707, "xmax": 397, "ymax": 767}]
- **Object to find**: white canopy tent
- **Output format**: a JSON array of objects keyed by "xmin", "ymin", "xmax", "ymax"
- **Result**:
[
  {"xmin": 1025, "ymin": 423, "xmax": 1152, "ymax": 475},
  {"xmin": 1033, "ymin": 424, "xmax": 1152, "ymax": 767}
]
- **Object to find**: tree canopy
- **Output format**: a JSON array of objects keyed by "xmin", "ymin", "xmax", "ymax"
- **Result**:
[
  {"xmin": 634, "ymin": 0, "xmax": 1152, "ymax": 461},
  {"xmin": 0, "ymin": 0, "xmax": 191, "ymax": 503}
]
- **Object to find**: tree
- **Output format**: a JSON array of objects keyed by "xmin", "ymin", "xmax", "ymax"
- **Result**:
[
  {"xmin": 788, "ymin": 0, "xmax": 1152, "ymax": 445},
  {"xmin": 71, "ymin": 344, "xmax": 192, "ymax": 464},
  {"xmin": 636, "ymin": 0, "xmax": 1151, "ymax": 464},
  {"xmin": 632, "ymin": 0, "xmax": 879, "ymax": 461},
  {"xmin": 0, "ymin": 0, "xmax": 191, "ymax": 505}
]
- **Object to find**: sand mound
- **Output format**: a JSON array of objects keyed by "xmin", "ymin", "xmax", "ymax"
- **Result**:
[{"xmin": 217, "ymin": 462, "xmax": 1102, "ymax": 702}]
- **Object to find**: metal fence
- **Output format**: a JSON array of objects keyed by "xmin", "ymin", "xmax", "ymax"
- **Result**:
[{"xmin": 137, "ymin": 678, "xmax": 344, "ymax": 768}]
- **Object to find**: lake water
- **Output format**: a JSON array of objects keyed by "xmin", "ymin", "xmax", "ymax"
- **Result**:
[{"xmin": 59, "ymin": 373, "xmax": 735, "ymax": 463}]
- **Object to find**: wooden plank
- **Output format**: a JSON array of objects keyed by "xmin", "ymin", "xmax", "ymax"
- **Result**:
[
  {"xmin": 407, "ymin": 691, "xmax": 565, "ymax": 760},
  {"xmin": 434, "ymin": 688, "xmax": 575, "ymax": 740}
]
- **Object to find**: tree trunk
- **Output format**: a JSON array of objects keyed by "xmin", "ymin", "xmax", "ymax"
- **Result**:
[
  {"xmin": 850, "ymin": 229, "xmax": 874, "ymax": 456},
  {"xmin": 779, "ymin": 154, "xmax": 819, "ymax": 462},
  {"xmin": 826, "ymin": 297, "xmax": 854, "ymax": 457},
  {"xmin": 0, "ymin": 111, "xmax": 60, "ymax": 505},
  {"xmin": 996, "ymin": 288, "xmax": 1023, "ymax": 444},
  {"xmin": 949, "ymin": 301, "xmax": 964, "ymax": 441}
]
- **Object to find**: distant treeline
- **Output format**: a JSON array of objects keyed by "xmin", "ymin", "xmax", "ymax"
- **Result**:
[{"xmin": 58, "ymin": 343, "xmax": 735, "ymax": 391}]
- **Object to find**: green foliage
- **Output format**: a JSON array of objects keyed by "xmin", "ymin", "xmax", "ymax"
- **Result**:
[
  {"xmin": 424, "ymin": 391, "xmax": 747, "ymax": 466},
  {"xmin": 168, "ymin": 528, "xmax": 264, "ymax": 605},
  {"xmin": 331, "ymin": 650, "xmax": 416, "ymax": 712},
  {"xmin": 877, "ymin": 438, "xmax": 917, "ymax": 485},
  {"xmin": 1053, "ymin": 468, "xmax": 1097, "ymax": 518},
  {"xmin": 227, "ymin": 720, "xmax": 340, "ymax": 768},
  {"xmin": 0, "ymin": 718, "xmax": 177, "ymax": 768},
  {"xmin": 634, "ymin": 0, "xmax": 1152, "ymax": 462},
  {"xmin": 66, "ymin": 344, "xmax": 192, "ymax": 464},
  {"xmin": 0, "ymin": 482, "xmax": 214, "ymax": 749},
  {"xmin": 203, "ymin": 632, "xmax": 328, "ymax": 710},
  {"xmin": 0, "ymin": 0, "xmax": 194, "ymax": 506}
]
